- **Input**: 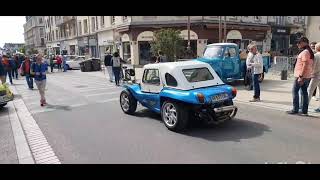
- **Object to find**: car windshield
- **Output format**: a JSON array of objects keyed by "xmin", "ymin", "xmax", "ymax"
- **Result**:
[
  {"xmin": 182, "ymin": 68, "xmax": 214, "ymax": 83},
  {"xmin": 203, "ymin": 46, "xmax": 224, "ymax": 59}
]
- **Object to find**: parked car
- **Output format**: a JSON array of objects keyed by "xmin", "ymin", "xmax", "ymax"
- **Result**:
[
  {"xmin": 65, "ymin": 55, "xmax": 85, "ymax": 70},
  {"xmin": 196, "ymin": 43, "xmax": 271, "ymax": 83},
  {"xmin": 0, "ymin": 83, "xmax": 14, "ymax": 108},
  {"xmin": 119, "ymin": 61, "xmax": 238, "ymax": 132}
]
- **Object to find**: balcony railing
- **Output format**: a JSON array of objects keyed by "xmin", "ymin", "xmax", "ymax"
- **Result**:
[{"xmin": 56, "ymin": 16, "xmax": 75, "ymax": 26}]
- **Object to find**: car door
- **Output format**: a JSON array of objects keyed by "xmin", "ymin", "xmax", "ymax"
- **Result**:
[
  {"xmin": 223, "ymin": 46, "xmax": 241, "ymax": 80},
  {"xmin": 140, "ymin": 69, "xmax": 162, "ymax": 112}
]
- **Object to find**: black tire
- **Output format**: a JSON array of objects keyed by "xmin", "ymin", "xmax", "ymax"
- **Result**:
[
  {"xmin": 161, "ymin": 101, "xmax": 188, "ymax": 132},
  {"xmin": 120, "ymin": 89, "xmax": 137, "ymax": 115},
  {"xmin": 0, "ymin": 103, "xmax": 7, "ymax": 108},
  {"xmin": 258, "ymin": 72, "xmax": 264, "ymax": 83}
]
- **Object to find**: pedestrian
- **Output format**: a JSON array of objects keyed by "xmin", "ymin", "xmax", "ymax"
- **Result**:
[
  {"xmin": 20, "ymin": 56, "xmax": 34, "ymax": 89},
  {"xmin": 156, "ymin": 50, "xmax": 167, "ymax": 63},
  {"xmin": 49, "ymin": 54, "xmax": 54, "ymax": 73},
  {"xmin": 287, "ymin": 37, "xmax": 314, "ymax": 116},
  {"xmin": 30, "ymin": 54, "xmax": 48, "ymax": 106},
  {"xmin": 310, "ymin": 42, "xmax": 319, "ymax": 100},
  {"xmin": 307, "ymin": 42, "xmax": 320, "ymax": 112},
  {"xmin": 0, "ymin": 55, "xmax": 6, "ymax": 84},
  {"xmin": 246, "ymin": 43, "xmax": 263, "ymax": 102},
  {"xmin": 12, "ymin": 54, "xmax": 20, "ymax": 79},
  {"xmin": 62, "ymin": 54, "xmax": 67, "ymax": 72},
  {"xmin": 104, "ymin": 51, "xmax": 114, "ymax": 82},
  {"xmin": 2, "ymin": 55, "xmax": 13, "ymax": 84},
  {"xmin": 56, "ymin": 55, "xmax": 62, "ymax": 71},
  {"xmin": 111, "ymin": 52, "xmax": 126, "ymax": 86}
]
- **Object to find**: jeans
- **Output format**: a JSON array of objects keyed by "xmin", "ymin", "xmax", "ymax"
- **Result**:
[
  {"xmin": 12, "ymin": 68, "xmax": 18, "ymax": 79},
  {"xmin": 35, "ymin": 80, "xmax": 46, "ymax": 103},
  {"xmin": 25, "ymin": 74, "xmax": 34, "ymax": 89},
  {"xmin": 292, "ymin": 78, "xmax": 311, "ymax": 114},
  {"xmin": 113, "ymin": 67, "xmax": 121, "ymax": 85},
  {"xmin": 252, "ymin": 74, "xmax": 260, "ymax": 98},
  {"xmin": 308, "ymin": 78, "xmax": 320, "ymax": 104},
  {"xmin": 50, "ymin": 64, "xmax": 54, "ymax": 72},
  {"xmin": 63, "ymin": 62, "xmax": 67, "ymax": 72},
  {"xmin": 5, "ymin": 70, "xmax": 12, "ymax": 84},
  {"xmin": 105, "ymin": 66, "xmax": 114, "ymax": 82}
]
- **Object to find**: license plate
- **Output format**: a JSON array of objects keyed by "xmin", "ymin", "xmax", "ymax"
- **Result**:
[{"xmin": 212, "ymin": 93, "xmax": 229, "ymax": 102}]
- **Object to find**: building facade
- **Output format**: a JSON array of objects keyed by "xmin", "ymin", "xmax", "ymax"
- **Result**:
[
  {"xmin": 306, "ymin": 16, "xmax": 320, "ymax": 43},
  {"xmin": 23, "ymin": 16, "xmax": 46, "ymax": 55},
  {"xmin": 2, "ymin": 43, "xmax": 25, "ymax": 54}
]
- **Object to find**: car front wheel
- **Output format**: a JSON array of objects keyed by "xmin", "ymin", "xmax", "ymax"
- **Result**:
[
  {"xmin": 161, "ymin": 101, "xmax": 188, "ymax": 132},
  {"xmin": 120, "ymin": 89, "xmax": 137, "ymax": 115}
]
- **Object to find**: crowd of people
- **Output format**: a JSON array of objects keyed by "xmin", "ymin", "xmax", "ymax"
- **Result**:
[
  {"xmin": 245, "ymin": 37, "xmax": 320, "ymax": 115},
  {"xmin": 104, "ymin": 51, "xmax": 127, "ymax": 86}
]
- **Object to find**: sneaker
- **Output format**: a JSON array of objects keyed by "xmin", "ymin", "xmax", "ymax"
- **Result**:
[
  {"xmin": 286, "ymin": 110, "xmax": 299, "ymax": 115},
  {"xmin": 314, "ymin": 108, "xmax": 320, "ymax": 113},
  {"xmin": 300, "ymin": 113, "xmax": 309, "ymax": 116},
  {"xmin": 312, "ymin": 96, "xmax": 317, "ymax": 101},
  {"xmin": 249, "ymin": 98, "xmax": 260, "ymax": 102}
]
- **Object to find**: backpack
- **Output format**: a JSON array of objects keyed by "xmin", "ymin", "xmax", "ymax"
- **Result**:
[{"xmin": 111, "ymin": 57, "xmax": 121, "ymax": 67}]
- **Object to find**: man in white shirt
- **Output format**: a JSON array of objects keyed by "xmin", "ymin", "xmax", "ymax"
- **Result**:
[{"xmin": 246, "ymin": 43, "xmax": 263, "ymax": 102}]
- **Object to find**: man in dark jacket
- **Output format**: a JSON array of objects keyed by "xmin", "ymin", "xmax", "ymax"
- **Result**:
[
  {"xmin": 104, "ymin": 52, "xmax": 113, "ymax": 82},
  {"xmin": 0, "ymin": 55, "xmax": 6, "ymax": 84}
]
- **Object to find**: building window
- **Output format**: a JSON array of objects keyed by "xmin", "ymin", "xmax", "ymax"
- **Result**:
[
  {"xmin": 254, "ymin": 16, "xmax": 262, "ymax": 22},
  {"xmin": 91, "ymin": 17, "xmax": 95, "ymax": 32},
  {"xmin": 111, "ymin": 16, "xmax": 115, "ymax": 24},
  {"xmin": 56, "ymin": 30, "xmax": 59, "ymax": 39},
  {"xmin": 123, "ymin": 16, "xmax": 128, "ymax": 22},
  {"xmin": 96, "ymin": 16, "xmax": 98, "ymax": 30},
  {"xmin": 101, "ymin": 16, "xmax": 104, "ymax": 27},
  {"xmin": 39, "ymin": 28, "xmax": 44, "ymax": 37},
  {"xmin": 39, "ymin": 17, "xmax": 43, "ymax": 24},
  {"xmin": 78, "ymin": 21, "xmax": 82, "ymax": 35},
  {"xmin": 84, "ymin": 19, "xmax": 88, "ymax": 34},
  {"xmin": 41, "ymin": 38, "xmax": 45, "ymax": 46}
]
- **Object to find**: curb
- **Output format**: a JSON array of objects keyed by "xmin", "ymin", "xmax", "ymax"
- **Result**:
[{"xmin": 9, "ymin": 84, "xmax": 61, "ymax": 164}]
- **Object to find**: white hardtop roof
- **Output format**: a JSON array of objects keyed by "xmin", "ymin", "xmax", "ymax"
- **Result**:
[
  {"xmin": 143, "ymin": 61, "xmax": 224, "ymax": 90},
  {"xmin": 207, "ymin": 43, "xmax": 238, "ymax": 47}
]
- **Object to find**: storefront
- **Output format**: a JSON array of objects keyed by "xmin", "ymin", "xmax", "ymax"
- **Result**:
[
  {"xmin": 270, "ymin": 27, "xmax": 290, "ymax": 55},
  {"xmin": 97, "ymin": 30, "xmax": 114, "ymax": 60},
  {"xmin": 121, "ymin": 34, "xmax": 131, "ymax": 61},
  {"xmin": 137, "ymin": 31, "xmax": 154, "ymax": 65}
]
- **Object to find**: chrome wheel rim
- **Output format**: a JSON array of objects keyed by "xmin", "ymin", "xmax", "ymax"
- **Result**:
[
  {"xmin": 120, "ymin": 93, "xmax": 130, "ymax": 111},
  {"xmin": 162, "ymin": 103, "xmax": 177, "ymax": 127}
]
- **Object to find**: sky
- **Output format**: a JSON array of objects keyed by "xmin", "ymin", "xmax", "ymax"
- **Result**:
[{"xmin": 0, "ymin": 16, "xmax": 25, "ymax": 48}]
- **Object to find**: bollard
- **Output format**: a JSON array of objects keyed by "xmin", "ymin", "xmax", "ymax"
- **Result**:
[{"xmin": 281, "ymin": 70, "xmax": 287, "ymax": 80}]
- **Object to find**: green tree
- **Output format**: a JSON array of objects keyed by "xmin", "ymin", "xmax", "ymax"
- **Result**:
[
  {"xmin": 151, "ymin": 28, "xmax": 184, "ymax": 62},
  {"xmin": 19, "ymin": 46, "xmax": 26, "ymax": 54}
]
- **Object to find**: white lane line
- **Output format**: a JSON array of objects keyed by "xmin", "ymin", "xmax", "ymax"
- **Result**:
[
  {"xmin": 85, "ymin": 91, "xmax": 122, "ymax": 97},
  {"xmin": 235, "ymin": 100, "xmax": 320, "ymax": 117},
  {"xmin": 97, "ymin": 98, "xmax": 119, "ymax": 104}
]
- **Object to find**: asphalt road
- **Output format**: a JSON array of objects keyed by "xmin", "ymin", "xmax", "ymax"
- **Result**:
[{"xmin": 14, "ymin": 70, "xmax": 320, "ymax": 164}]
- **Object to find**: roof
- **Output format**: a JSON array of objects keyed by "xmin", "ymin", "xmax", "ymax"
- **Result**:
[
  {"xmin": 143, "ymin": 61, "xmax": 224, "ymax": 90},
  {"xmin": 207, "ymin": 43, "xmax": 238, "ymax": 47}
]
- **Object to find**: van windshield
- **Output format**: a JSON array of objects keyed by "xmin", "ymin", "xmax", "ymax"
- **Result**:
[{"xmin": 203, "ymin": 46, "xmax": 224, "ymax": 59}]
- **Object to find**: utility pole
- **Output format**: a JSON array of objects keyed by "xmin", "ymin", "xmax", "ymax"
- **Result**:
[
  {"xmin": 224, "ymin": 16, "xmax": 227, "ymax": 42},
  {"xmin": 219, "ymin": 16, "xmax": 222, "ymax": 43},
  {"xmin": 187, "ymin": 16, "xmax": 191, "ymax": 50}
]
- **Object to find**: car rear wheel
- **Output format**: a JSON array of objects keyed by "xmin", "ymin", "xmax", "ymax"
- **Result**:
[
  {"xmin": 120, "ymin": 89, "xmax": 137, "ymax": 115},
  {"xmin": 161, "ymin": 101, "xmax": 188, "ymax": 132}
]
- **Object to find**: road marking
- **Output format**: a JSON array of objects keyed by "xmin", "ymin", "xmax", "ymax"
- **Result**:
[
  {"xmin": 97, "ymin": 98, "xmax": 119, "ymax": 103},
  {"xmin": 79, "ymin": 86, "xmax": 119, "ymax": 93},
  {"xmin": 85, "ymin": 91, "xmax": 122, "ymax": 97}
]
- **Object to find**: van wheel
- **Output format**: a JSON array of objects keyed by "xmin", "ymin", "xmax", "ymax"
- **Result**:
[
  {"xmin": 120, "ymin": 89, "xmax": 137, "ymax": 114},
  {"xmin": 161, "ymin": 101, "xmax": 188, "ymax": 132}
]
